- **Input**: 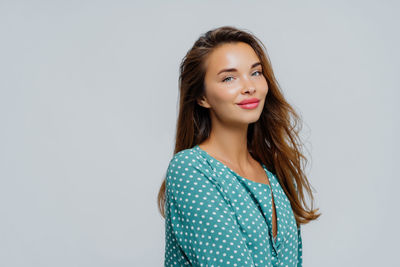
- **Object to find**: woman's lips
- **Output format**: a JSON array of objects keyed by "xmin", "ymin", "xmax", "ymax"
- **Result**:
[
  {"xmin": 237, "ymin": 101, "xmax": 259, "ymax": 109},
  {"xmin": 238, "ymin": 98, "xmax": 260, "ymax": 105}
]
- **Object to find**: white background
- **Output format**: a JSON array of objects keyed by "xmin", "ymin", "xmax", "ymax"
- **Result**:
[{"xmin": 0, "ymin": 1, "xmax": 399, "ymax": 266}]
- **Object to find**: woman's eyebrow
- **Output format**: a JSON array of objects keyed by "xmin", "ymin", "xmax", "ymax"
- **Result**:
[{"xmin": 217, "ymin": 62, "xmax": 262, "ymax": 75}]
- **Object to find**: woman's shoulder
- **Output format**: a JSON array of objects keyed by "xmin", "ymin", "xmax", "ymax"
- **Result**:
[
  {"xmin": 165, "ymin": 146, "xmax": 216, "ymax": 188},
  {"xmin": 167, "ymin": 146, "xmax": 208, "ymax": 172},
  {"xmin": 169, "ymin": 146, "xmax": 198, "ymax": 161}
]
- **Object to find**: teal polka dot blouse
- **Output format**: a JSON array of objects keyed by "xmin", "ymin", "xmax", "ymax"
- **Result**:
[{"xmin": 164, "ymin": 145, "xmax": 302, "ymax": 266}]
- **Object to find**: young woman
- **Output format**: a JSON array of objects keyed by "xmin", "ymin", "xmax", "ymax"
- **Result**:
[{"xmin": 157, "ymin": 26, "xmax": 320, "ymax": 267}]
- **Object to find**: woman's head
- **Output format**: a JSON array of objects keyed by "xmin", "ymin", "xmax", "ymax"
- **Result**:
[
  {"xmin": 176, "ymin": 26, "xmax": 283, "ymax": 147},
  {"xmin": 158, "ymin": 26, "xmax": 321, "ymax": 226},
  {"xmin": 178, "ymin": 26, "xmax": 278, "ymax": 139},
  {"xmin": 199, "ymin": 41, "xmax": 268, "ymax": 128}
]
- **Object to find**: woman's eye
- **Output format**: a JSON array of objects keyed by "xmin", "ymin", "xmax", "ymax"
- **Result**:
[
  {"xmin": 222, "ymin": 76, "xmax": 234, "ymax": 82},
  {"xmin": 223, "ymin": 72, "xmax": 262, "ymax": 82}
]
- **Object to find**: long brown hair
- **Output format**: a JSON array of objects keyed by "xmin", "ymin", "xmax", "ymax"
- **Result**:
[{"xmin": 157, "ymin": 25, "xmax": 320, "ymax": 227}]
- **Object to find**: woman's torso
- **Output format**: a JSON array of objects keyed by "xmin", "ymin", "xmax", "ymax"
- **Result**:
[{"xmin": 164, "ymin": 145, "xmax": 302, "ymax": 266}]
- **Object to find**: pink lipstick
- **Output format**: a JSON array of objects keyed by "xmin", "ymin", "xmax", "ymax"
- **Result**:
[{"xmin": 237, "ymin": 98, "xmax": 260, "ymax": 109}]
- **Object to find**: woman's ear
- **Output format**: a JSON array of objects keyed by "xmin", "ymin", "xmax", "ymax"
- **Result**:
[{"xmin": 197, "ymin": 96, "xmax": 211, "ymax": 108}]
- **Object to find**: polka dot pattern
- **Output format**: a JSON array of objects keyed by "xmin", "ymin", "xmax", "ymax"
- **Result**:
[{"xmin": 164, "ymin": 145, "xmax": 303, "ymax": 266}]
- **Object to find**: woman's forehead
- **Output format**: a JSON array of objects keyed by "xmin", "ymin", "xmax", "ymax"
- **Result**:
[{"xmin": 204, "ymin": 42, "xmax": 260, "ymax": 75}]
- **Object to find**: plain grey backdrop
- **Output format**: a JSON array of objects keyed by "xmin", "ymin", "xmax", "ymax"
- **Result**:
[{"xmin": 1, "ymin": 0, "xmax": 399, "ymax": 266}]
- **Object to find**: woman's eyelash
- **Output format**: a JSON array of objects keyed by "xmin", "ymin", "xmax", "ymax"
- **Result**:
[
  {"xmin": 222, "ymin": 76, "xmax": 234, "ymax": 82},
  {"xmin": 222, "ymin": 71, "xmax": 262, "ymax": 82}
]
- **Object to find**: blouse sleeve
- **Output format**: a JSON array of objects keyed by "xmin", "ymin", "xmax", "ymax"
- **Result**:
[
  {"xmin": 297, "ymin": 225, "xmax": 303, "ymax": 266},
  {"xmin": 292, "ymin": 179, "xmax": 303, "ymax": 266},
  {"xmin": 165, "ymin": 154, "xmax": 255, "ymax": 266}
]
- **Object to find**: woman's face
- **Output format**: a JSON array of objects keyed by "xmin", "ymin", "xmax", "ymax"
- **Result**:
[{"xmin": 199, "ymin": 42, "xmax": 268, "ymax": 127}]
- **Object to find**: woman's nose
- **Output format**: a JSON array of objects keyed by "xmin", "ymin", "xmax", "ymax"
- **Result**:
[
  {"xmin": 241, "ymin": 75, "xmax": 256, "ymax": 93},
  {"xmin": 245, "ymin": 87, "xmax": 256, "ymax": 94}
]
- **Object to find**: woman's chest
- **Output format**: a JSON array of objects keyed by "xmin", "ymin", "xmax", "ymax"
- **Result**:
[{"xmin": 216, "ymin": 170, "xmax": 299, "ymax": 257}]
